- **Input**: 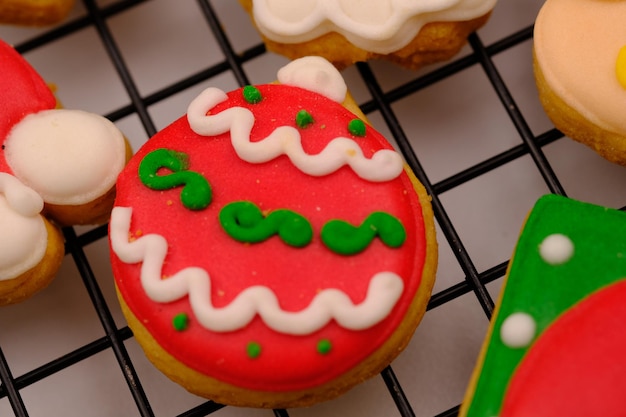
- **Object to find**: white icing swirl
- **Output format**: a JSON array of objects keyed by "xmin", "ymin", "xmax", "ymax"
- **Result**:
[
  {"xmin": 0, "ymin": 173, "xmax": 47, "ymax": 281},
  {"xmin": 251, "ymin": 0, "xmax": 497, "ymax": 54},
  {"xmin": 187, "ymin": 87, "xmax": 404, "ymax": 182},
  {"xmin": 110, "ymin": 206, "xmax": 404, "ymax": 335},
  {"xmin": 5, "ymin": 109, "xmax": 126, "ymax": 205}
]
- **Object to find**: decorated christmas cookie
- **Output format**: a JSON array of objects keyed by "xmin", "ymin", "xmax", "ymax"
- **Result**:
[
  {"xmin": 0, "ymin": 39, "xmax": 129, "ymax": 305},
  {"xmin": 239, "ymin": 0, "xmax": 497, "ymax": 70},
  {"xmin": 533, "ymin": 0, "xmax": 626, "ymax": 165},
  {"xmin": 0, "ymin": 0, "xmax": 75, "ymax": 26},
  {"xmin": 109, "ymin": 56, "xmax": 438, "ymax": 408},
  {"xmin": 460, "ymin": 194, "xmax": 626, "ymax": 417}
]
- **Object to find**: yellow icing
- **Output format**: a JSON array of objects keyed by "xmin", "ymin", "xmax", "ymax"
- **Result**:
[
  {"xmin": 617, "ymin": 45, "xmax": 626, "ymax": 89},
  {"xmin": 534, "ymin": 0, "xmax": 626, "ymax": 135}
]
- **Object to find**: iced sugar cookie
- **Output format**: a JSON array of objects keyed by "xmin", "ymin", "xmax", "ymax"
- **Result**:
[
  {"xmin": 239, "ymin": 0, "xmax": 497, "ymax": 70},
  {"xmin": 0, "ymin": 39, "xmax": 129, "ymax": 305},
  {"xmin": 533, "ymin": 0, "xmax": 626, "ymax": 165},
  {"xmin": 0, "ymin": 0, "xmax": 75, "ymax": 26},
  {"xmin": 460, "ymin": 194, "xmax": 626, "ymax": 416},
  {"xmin": 109, "ymin": 56, "xmax": 438, "ymax": 407}
]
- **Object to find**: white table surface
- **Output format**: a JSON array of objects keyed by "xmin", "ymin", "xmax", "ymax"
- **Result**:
[{"xmin": 1, "ymin": 1, "xmax": 626, "ymax": 416}]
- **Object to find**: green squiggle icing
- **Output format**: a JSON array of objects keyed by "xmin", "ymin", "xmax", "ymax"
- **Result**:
[
  {"xmin": 321, "ymin": 212, "xmax": 406, "ymax": 255},
  {"xmin": 138, "ymin": 148, "xmax": 212, "ymax": 211},
  {"xmin": 219, "ymin": 201, "xmax": 313, "ymax": 248}
]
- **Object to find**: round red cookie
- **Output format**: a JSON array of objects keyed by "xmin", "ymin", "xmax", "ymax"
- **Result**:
[{"xmin": 109, "ymin": 57, "xmax": 437, "ymax": 407}]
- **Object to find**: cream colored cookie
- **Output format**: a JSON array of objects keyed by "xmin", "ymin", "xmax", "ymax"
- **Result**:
[{"xmin": 533, "ymin": 0, "xmax": 626, "ymax": 165}]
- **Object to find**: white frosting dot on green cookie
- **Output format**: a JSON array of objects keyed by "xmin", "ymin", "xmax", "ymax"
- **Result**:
[
  {"xmin": 539, "ymin": 233, "xmax": 574, "ymax": 265},
  {"xmin": 500, "ymin": 312, "xmax": 536, "ymax": 348}
]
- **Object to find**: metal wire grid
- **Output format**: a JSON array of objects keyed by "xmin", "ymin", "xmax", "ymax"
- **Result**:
[{"xmin": 0, "ymin": 1, "xmax": 568, "ymax": 416}]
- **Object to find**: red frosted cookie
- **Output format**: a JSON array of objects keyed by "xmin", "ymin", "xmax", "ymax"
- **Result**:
[
  {"xmin": 109, "ymin": 56, "xmax": 437, "ymax": 408},
  {"xmin": 0, "ymin": 39, "xmax": 129, "ymax": 305}
]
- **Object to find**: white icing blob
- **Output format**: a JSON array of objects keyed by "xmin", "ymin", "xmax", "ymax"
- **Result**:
[
  {"xmin": 500, "ymin": 312, "xmax": 536, "ymax": 348},
  {"xmin": 187, "ymin": 86, "xmax": 404, "ymax": 182},
  {"xmin": 110, "ymin": 206, "xmax": 405, "ymax": 335},
  {"xmin": 0, "ymin": 176, "xmax": 48, "ymax": 281},
  {"xmin": 5, "ymin": 109, "xmax": 126, "ymax": 205},
  {"xmin": 252, "ymin": 0, "xmax": 497, "ymax": 53},
  {"xmin": 539, "ymin": 233, "xmax": 574, "ymax": 265},
  {"xmin": 277, "ymin": 56, "xmax": 347, "ymax": 103}
]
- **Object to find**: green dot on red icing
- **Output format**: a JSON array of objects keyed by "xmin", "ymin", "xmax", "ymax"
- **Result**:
[
  {"xmin": 348, "ymin": 118, "xmax": 366, "ymax": 137},
  {"xmin": 246, "ymin": 341, "xmax": 262, "ymax": 359},
  {"xmin": 317, "ymin": 339, "xmax": 332, "ymax": 355},
  {"xmin": 172, "ymin": 313, "xmax": 189, "ymax": 331},
  {"xmin": 295, "ymin": 109, "xmax": 314, "ymax": 128},
  {"xmin": 242, "ymin": 85, "xmax": 263, "ymax": 104}
]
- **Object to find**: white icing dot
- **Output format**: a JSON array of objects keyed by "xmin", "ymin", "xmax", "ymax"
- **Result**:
[
  {"xmin": 500, "ymin": 312, "xmax": 536, "ymax": 348},
  {"xmin": 539, "ymin": 233, "xmax": 574, "ymax": 265},
  {"xmin": 276, "ymin": 56, "xmax": 347, "ymax": 103}
]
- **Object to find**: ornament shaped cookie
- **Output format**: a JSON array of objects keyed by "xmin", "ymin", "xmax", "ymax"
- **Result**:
[
  {"xmin": 239, "ymin": 0, "xmax": 497, "ymax": 70},
  {"xmin": 533, "ymin": 0, "xmax": 626, "ymax": 165},
  {"xmin": 460, "ymin": 194, "xmax": 626, "ymax": 417},
  {"xmin": 0, "ymin": 39, "xmax": 129, "ymax": 305},
  {"xmin": 0, "ymin": 0, "xmax": 75, "ymax": 26},
  {"xmin": 109, "ymin": 56, "xmax": 438, "ymax": 408}
]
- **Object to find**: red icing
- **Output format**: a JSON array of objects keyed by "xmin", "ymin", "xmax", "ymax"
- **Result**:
[
  {"xmin": 501, "ymin": 280, "xmax": 626, "ymax": 416},
  {"xmin": 0, "ymin": 40, "xmax": 57, "ymax": 173},
  {"xmin": 111, "ymin": 84, "xmax": 429, "ymax": 391}
]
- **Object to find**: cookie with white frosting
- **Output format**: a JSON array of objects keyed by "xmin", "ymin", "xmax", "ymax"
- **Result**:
[
  {"xmin": 239, "ymin": 0, "xmax": 497, "ymax": 70},
  {"xmin": 109, "ymin": 56, "xmax": 438, "ymax": 407},
  {"xmin": 0, "ymin": 39, "xmax": 130, "ymax": 305}
]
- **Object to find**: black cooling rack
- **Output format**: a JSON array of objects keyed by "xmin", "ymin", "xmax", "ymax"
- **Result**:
[{"xmin": 2, "ymin": 0, "xmax": 622, "ymax": 416}]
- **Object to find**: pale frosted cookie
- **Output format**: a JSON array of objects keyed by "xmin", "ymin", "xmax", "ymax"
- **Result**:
[
  {"xmin": 533, "ymin": 0, "xmax": 626, "ymax": 165},
  {"xmin": 239, "ymin": 0, "xmax": 497, "ymax": 70},
  {"xmin": 0, "ymin": 39, "xmax": 130, "ymax": 305},
  {"xmin": 0, "ymin": 0, "xmax": 75, "ymax": 26},
  {"xmin": 109, "ymin": 56, "xmax": 438, "ymax": 408},
  {"xmin": 460, "ymin": 194, "xmax": 626, "ymax": 416}
]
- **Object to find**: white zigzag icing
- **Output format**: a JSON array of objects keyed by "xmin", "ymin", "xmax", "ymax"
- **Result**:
[
  {"xmin": 110, "ymin": 206, "xmax": 404, "ymax": 335},
  {"xmin": 186, "ymin": 86, "xmax": 404, "ymax": 182}
]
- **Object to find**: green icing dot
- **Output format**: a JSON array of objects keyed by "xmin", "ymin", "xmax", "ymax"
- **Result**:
[
  {"xmin": 317, "ymin": 339, "xmax": 332, "ymax": 355},
  {"xmin": 172, "ymin": 313, "xmax": 189, "ymax": 331},
  {"xmin": 243, "ymin": 85, "xmax": 263, "ymax": 104},
  {"xmin": 246, "ymin": 341, "xmax": 262, "ymax": 359},
  {"xmin": 295, "ymin": 109, "xmax": 314, "ymax": 128},
  {"xmin": 348, "ymin": 118, "xmax": 366, "ymax": 137}
]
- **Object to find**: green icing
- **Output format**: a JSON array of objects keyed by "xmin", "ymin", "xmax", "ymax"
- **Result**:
[
  {"xmin": 138, "ymin": 148, "xmax": 212, "ymax": 211},
  {"xmin": 172, "ymin": 313, "xmax": 189, "ymax": 331},
  {"xmin": 246, "ymin": 341, "xmax": 262, "ymax": 359},
  {"xmin": 321, "ymin": 211, "xmax": 406, "ymax": 255},
  {"xmin": 219, "ymin": 201, "xmax": 313, "ymax": 248},
  {"xmin": 317, "ymin": 339, "xmax": 332, "ymax": 355},
  {"xmin": 464, "ymin": 194, "xmax": 626, "ymax": 417},
  {"xmin": 295, "ymin": 109, "xmax": 314, "ymax": 128},
  {"xmin": 242, "ymin": 85, "xmax": 263, "ymax": 104},
  {"xmin": 347, "ymin": 118, "xmax": 366, "ymax": 137}
]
